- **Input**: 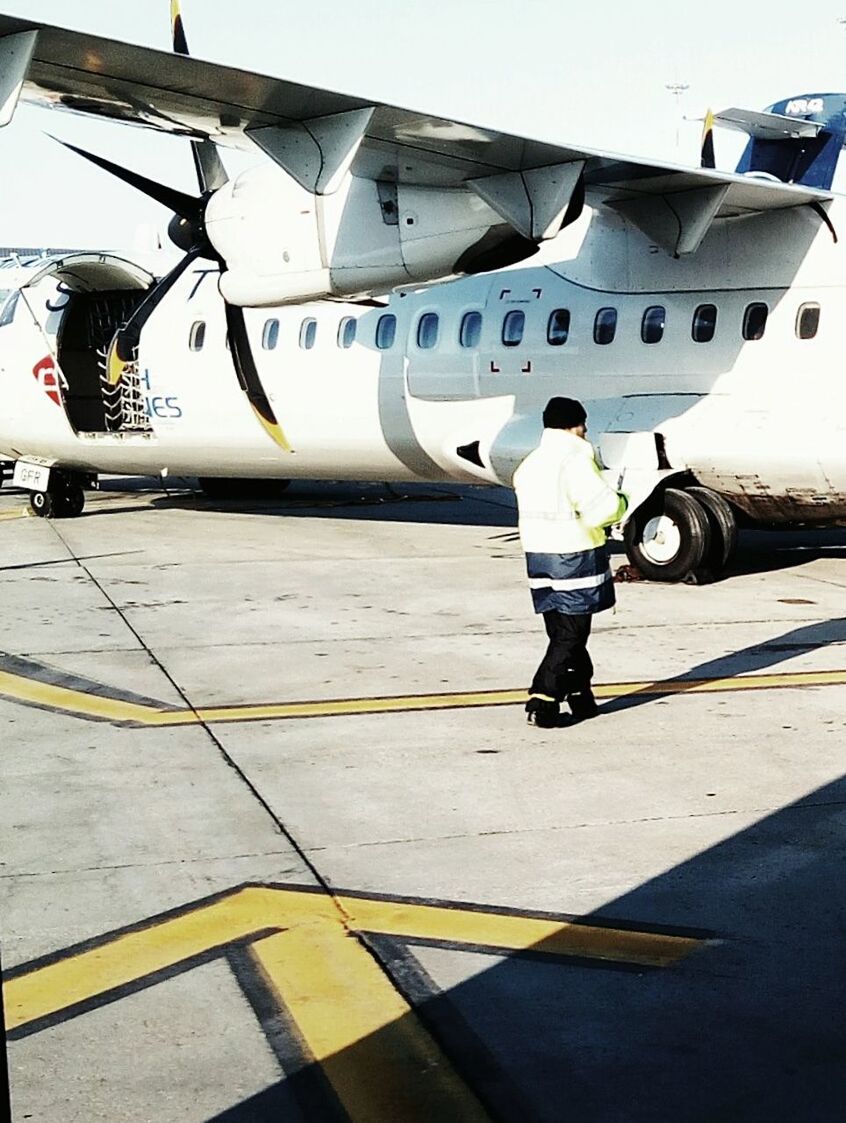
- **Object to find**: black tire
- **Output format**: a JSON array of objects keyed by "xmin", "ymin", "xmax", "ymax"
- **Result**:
[
  {"xmin": 624, "ymin": 487, "xmax": 711, "ymax": 582},
  {"xmin": 29, "ymin": 490, "xmax": 53, "ymax": 518},
  {"xmin": 55, "ymin": 483, "xmax": 86, "ymax": 519},
  {"xmin": 686, "ymin": 487, "xmax": 737, "ymax": 574}
]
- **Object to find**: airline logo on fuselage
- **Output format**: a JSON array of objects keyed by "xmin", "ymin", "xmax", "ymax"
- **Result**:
[
  {"xmin": 32, "ymin": 355, "xmax": 61, "ymax": 407},
  {"xmin": 140, "ymin": 369, "xmax": 182, "ymax": 420}
]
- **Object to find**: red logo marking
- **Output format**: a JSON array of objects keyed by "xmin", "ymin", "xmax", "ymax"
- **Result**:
[{"xmin": 33, "ymin": 355, "xmax": 62, "ymax": 407}]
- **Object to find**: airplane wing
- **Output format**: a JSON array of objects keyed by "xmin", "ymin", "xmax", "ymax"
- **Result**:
[{"xmin": 0, "ymin": 12, "xmax": 833, "ymax": 254}]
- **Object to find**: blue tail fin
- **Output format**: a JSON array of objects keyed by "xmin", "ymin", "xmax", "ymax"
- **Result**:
[{"xmin": 735, "ymin": 93, "xmax": 846, "ymax": 189}]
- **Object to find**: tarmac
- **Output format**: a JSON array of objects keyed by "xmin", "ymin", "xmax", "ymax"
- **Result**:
[{"xmin": 2, "ymin": 476, "xmax": 845, "ymax": 1122}]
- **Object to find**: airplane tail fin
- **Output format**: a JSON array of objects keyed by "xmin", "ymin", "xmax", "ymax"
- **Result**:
[
  {"xmin": 733, "ymin": 93, "xmax": 846, "ymax": 189},
  {"xmin": 700, "ymin": 109, "xmax": 716, "ymax": 169}
]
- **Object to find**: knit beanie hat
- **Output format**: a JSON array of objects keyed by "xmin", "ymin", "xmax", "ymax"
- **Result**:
[{"xmin": 542, "ymin": 397, "xmax": 587, "ymax": 430}]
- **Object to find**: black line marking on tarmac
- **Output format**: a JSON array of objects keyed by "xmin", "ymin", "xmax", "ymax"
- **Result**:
[
  {"xmin": 0, "ymin": 652, "xmax": 171, "ymax": 710},
  {"xmin": 6, "ymin": 930, "xmax": 282, "ymax": 1042},
  {"xmin": 364, "ymin": 933, "xmax": 537, "ymax": 1123}
]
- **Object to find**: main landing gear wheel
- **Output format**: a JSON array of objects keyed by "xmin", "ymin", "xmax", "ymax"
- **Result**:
[
  {"xmin": 624, "ymin": 487, "xmax": 711, "ymax": 582},
  {"xmin": 686, "ymin": 486, "xmax": 738, "ymax": 575}
]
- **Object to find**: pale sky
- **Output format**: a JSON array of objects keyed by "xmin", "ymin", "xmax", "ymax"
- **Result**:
[{"xmin": 3, "ymin": 0, "xmax": 846, "ymax": 248}]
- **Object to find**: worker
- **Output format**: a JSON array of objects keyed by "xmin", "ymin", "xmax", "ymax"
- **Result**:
[{"xmin": 513, "ymin": 397, "xmax": 628, "ymax": 728}]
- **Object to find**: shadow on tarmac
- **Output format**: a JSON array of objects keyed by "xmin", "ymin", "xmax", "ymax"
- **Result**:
[
  {"xmin": 601, "ymin": 617, "xmax": 846, "ymax": 715},
  {"xmin": 206, "ymin": 616, "xmax": 846, "ymax": 1121},
  {"xmin": 205, "ymin": 767, "xmax": 846, "ymax": 1123}
]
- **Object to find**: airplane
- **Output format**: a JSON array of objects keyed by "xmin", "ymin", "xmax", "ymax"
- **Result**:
[{"xmin": 0, "ymin": 4, "xmax": 845, "ymax": 582}]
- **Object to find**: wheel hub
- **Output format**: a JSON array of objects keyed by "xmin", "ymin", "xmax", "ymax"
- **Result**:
[{"xmin": 641, "ymin": 514, "xmax": 682, "ymax": 564}]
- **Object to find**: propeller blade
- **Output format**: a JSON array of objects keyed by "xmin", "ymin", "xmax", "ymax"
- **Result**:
[
  {"xmin": 54, "ymin": 137, "xmax": 201, "ymax": 221},
  {"xmin": 225, "ymin": 302, "xmax": 293, "ymax": 452},
  {"xmin": 169, "ymin": 1, "xmax": 228, "ymax": 194},
  {"xmin": 106, "ymin": 248, "xmax": 203, "ymax": 386},
  {"xmin": 701, "ymin": 108, "xmax": 716, "ymax": 169},
  {"xmin": 171, "ymin": 0, "xmax": 190, "ymax": 55}
]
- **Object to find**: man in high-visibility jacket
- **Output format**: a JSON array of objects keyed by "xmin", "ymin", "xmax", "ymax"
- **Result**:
[{"xmin": 513, "ymin": 397, "xmax": 628, "ymax": 728}]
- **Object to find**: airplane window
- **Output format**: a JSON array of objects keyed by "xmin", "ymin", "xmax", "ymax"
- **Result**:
[
  {"xmin": 641, "ymin": 305, "xmax": 666, "ymax": 344},
  {"xmin": 593, "ymin": 307, "xmax": 617, "ymax": 345},
  {"xmin": 417, "ymin": 312, "xmax": 440, "ymax": 350},
  {"xmin": 796, "ymin": 303, "xmax": 820, "ymax": 340},
  {"xmin": 459, "ymin": 310, "xmax": 482, "ymax": 348},
  {"xmin": 375, "ymin": 314, "xmax": 397, "ymax": 350},
  {"xmin": 338, "ymin": 317, "xmax": 357, "ymax": 349},
  {"xmin": 547, "ymin": 309, "xmax": 571, "ymax": 346},
  {"xmin": 742, "ymin": 303, "xmax": 768, "ymax": 341},
  {"xmin": 692, "ymin": 304, "xmax": 717, "ymax": 343},
  {"xmin": 502, "ymin": 309, "xmax": 525, "ymax": 347},
  {"xmin": 189, "ymin": 321, "xmax": 206, "ymax": 351},
  {"xmin": 299, "ymin": 318, "xmax": 317, "ymax": 350},
  {"xmin": 262, "ymin": 319, "xmax": 279, "ymax": 350}
]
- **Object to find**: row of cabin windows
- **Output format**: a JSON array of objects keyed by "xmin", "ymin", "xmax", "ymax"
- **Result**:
[{"xmin": 186, "ymin": 301, "xmax": 822, "ymax": 353}]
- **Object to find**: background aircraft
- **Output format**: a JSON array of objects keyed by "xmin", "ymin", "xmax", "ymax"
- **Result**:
[{"xmin": 0, "ymin": 5, "xmax": 845, "ymax": 583}]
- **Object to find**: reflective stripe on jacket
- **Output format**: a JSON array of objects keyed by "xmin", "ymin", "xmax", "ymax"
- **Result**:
[{"xmin": 513, "ymin": 429, "xmax": 628, "ymax": 615}]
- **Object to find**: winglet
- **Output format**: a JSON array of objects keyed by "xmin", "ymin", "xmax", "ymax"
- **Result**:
[
  {"xmin": 171, "ymin": 0, "xmax": 189, "ymax": 55},
  {"xmin": 700, "ymin": 108, "xmax": 716, "ymax": 169}
]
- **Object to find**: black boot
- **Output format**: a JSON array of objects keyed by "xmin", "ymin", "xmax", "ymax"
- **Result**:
[
  {"xmin": 525, "ymin": 697, "xmax": 559, "ymax": 728},
  {"xmin": 567, "ymin": 689, "xmax": 599, "ymax": 721}
]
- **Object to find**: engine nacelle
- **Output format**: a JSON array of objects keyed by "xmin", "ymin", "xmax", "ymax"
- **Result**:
[{"xmin": 205, "ymin": 165, "xmax": 529, "ymax": 306}]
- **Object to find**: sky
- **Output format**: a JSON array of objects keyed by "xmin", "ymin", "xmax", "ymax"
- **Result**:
[{"xmin": 3, "ymin": 0, "xmax": 846, "ymax": 248}]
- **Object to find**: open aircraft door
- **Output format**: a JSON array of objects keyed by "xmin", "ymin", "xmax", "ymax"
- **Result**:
[{"xmin": 11, "ymin": 255, "xmax": 155, "ymax": 437}]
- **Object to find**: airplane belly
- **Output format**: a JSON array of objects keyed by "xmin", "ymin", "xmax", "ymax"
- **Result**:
[{"xmin": 668, "ymin": 405, "xmax": 846, "ymax": 524}]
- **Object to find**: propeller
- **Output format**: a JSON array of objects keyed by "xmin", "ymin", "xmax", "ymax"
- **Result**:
[
  {"xmin": 700, "ymin": 108, "xmax": 716, "ymax": 169},
  {"xmin": 52, "ymin": 0, "xmax": 293, "ymax": 452}
]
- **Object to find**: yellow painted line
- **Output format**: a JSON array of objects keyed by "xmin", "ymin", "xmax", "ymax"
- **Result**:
[
  {"xmin": 0, "ymin": 669, "xmax": 194, "ymax": 726},
  {"xmin": 0, "ymin": 667, "xmax": 845, "ymax": 727},
  {"xmin": 4, "ymin": 885, "xmax": 699, "ymax": 1122},
  {"xmin": 340, "ymin": 894, "xmax": 696, "ymax": 968},
  {"xmin": 249, "ymin": 923, "xmax": 492, "ymax": 1122},
  {"xmin": 0, "ymin": 508, "xmax": 29, "ymax": 521}
]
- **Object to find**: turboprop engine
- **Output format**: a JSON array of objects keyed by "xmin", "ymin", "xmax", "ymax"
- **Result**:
[{"xmin": 205, "ymin": 164, "xmax": 528, "ymax": 306}]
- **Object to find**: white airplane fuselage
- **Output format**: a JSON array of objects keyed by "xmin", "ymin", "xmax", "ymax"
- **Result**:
[{"xmin": 3, "ymin": 196, "xmax": 846, "ymax": 526}]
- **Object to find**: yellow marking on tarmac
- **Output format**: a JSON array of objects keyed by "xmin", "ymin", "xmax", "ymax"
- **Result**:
[
  {"xmin": 4, "ymin": 885, "xmax": 699, "ymax": 1122},
  {"xmin": 0, "ymin": 665, "xmax": 844, "ymax": 727},
  {"xmin": 0, "ymin": 508, "xmax": 29, "ymax": 521}
]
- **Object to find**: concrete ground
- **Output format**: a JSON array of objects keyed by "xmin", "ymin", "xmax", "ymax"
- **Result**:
[{"xmin": 1, "ymin": 477, "xmax": 845, "ymax": 1122}]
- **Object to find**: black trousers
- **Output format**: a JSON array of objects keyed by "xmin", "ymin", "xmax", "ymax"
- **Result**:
[{"xmin": 529, "ymin": 611, "xmax": 594, "ymax": 702}]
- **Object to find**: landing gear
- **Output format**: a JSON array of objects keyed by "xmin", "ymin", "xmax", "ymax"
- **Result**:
[
  {"xmin": 623, "ymin": 486, "xmax": 738, "ymax": 582},
  {"xmin": 686, "ymin": 486, "xmax": 738, "ymax": 573},
  {"xmin": 28, "ymin": 474, "xmax": 87, "ymax": 519},
  {"xmin": 29, "ymin": 489, "xmax": 54, "ymax": 518}
]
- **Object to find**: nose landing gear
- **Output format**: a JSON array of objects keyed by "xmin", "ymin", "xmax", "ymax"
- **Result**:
[{"xmin": 28, "ymin": 473, "xmax": 87, "ymax": 519}]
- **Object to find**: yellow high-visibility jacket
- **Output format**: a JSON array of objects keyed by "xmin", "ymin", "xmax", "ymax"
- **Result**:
[{"xmin": 513, "ymin": 429, "xmax": 628, "ymax": 614}]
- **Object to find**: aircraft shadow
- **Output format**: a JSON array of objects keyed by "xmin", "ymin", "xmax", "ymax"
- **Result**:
[
  {"xmin": 145, "ymin": 480, "xmax": 519, "ymax": 529},
  {"xmin": 205, "ymin": 766, "xmax": 846, "ymax": 1123},
  {"xmin": 601, "ymin": 616, "xmax": 846, "ymax": 716}
]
